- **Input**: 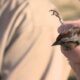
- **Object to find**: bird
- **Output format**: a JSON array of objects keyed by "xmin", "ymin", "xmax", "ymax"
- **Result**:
[{"xmin": 52, "ymin": 24, "xmax": 80, "ymax": 50}]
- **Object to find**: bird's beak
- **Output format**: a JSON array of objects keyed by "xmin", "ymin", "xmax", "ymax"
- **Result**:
[{"xmin": 52, "ymin": 41, "xmax": 60, "ymax": 46}]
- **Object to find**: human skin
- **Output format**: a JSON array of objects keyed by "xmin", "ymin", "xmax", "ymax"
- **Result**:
[
  {"xmin": 60, "ymin": 19, "xmax": 80, "ymax": 80},
  {"xmin": 0, "ymin": 0, "xmax": 71, "ymax": 80}
]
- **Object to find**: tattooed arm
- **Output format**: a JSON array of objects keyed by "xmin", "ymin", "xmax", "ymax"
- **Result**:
[{"xmin": 0, "ymin": 0, "xmax": 71, "ymax": 80}]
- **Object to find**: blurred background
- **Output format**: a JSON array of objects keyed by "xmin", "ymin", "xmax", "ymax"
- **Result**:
[
  {"xmin": 51, "ymin": 0, "xmax": 80, "ymax": 80},
  {"xmin": 52, "ymin": 0, "xmax": 80, "ymax": 20}
]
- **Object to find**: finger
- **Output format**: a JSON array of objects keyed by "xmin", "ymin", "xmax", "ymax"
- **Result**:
[
  {"xmin": 61, "ymin": 46, "xmax": 80, "ymax": 64},
  {"xmin": 58, "ymin": 20, "xmax": 80, "ymax": 33}
]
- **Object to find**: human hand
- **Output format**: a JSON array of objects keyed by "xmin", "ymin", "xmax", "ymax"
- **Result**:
[{"xmin": 60, "ymin": 19, "xmax": 80, "ymax": 80}]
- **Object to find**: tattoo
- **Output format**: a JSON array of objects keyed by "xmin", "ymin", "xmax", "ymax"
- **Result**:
[{"xmin": 49, "ymin": 10, "xmax": 63, "ymax": 24}]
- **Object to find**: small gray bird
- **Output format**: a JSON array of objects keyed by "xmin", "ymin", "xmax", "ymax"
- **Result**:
[{"xmin": 52, "ymin": 24, "xmax": 80, "ymax": 50}]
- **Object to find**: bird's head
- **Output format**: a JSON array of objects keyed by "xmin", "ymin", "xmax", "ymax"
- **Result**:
[{"xmin": 52, "ymin": 25, "xmax": 80, "ymax": 50}]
